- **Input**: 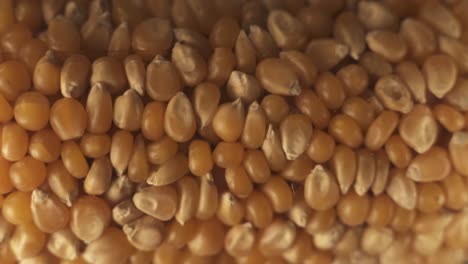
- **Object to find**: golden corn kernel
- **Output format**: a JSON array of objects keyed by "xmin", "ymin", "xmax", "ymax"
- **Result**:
[
  {"xmin": 226, "ymin": 71, "xmax": 263, "ymax": 104},
  {"xmin": 212, "ymin": 99, "xmax": 245, "ymax": 142},
  {"xmin": 207, "ymin": 47, "xmax": 236, "ymax": 86},
  {"xmin": 305, "ymin": 208, "xmax": 336, "ymax": 235},
  {"xmin": 417, "ymin": 182, "xmax": 445, "ymax": 214},
  {"xmin": 124, "ymin": 55, "xmax": 145, "ymax": 96},
  {"xmin": 359, "ymin": 51, "xmax": 393, "ymax": 78},
  {"xmin": 242, "ymin": 102, "xmax": 267, "ymax": 149},
  {"xmin": 445, "ymin": 77, "xmax": 468, "ymax": 111},
  {"xmin": 61, "ymin": 54, "xmax": 91, "ymax": 98},
  {"xmin": 90, "ymin": 56, "xmax": 127, "ymax": 95},
  {"xmin": 256, "ymin": 58, "xmax": 301, "ymax": 96},
  {"xmin": 187, "ymin": 218, "xmax": 225, "ymax": 256},
  {"xmin": 281, "ymin": 154, "xmax": 314, "ymax": 183},
  {"xmin": 337, "ymin": 64, "xmax": 369, "ymax": 96},
  {"xmin": 337, "ymin": 190, "xmax": 370, "ymax": 226},
  {"xmin": 10, "ymin": 156, "xmax": 47, "ymax": 192},
  {"xmin": 225, "ymin": 166, "xmax": 253, "ymax": 199},
  {"xmin": 235, "ymin": 30, "xmax": 256, "ymax": 74},
  {"xmin": 367, "ymin": 193, "xmax": 395, "ymax": 228},
  {"xmin": 366, "ymin": 30, "xmax": 407, "ymax": 63},
  {"xmin": 113, "ymin": 89, "xmax": 143, "ymax": 132},
  {"xmin": 328, "ymin": 114, "xmax": 363, "ymax": 148},
  {"xmin": 86, "ymin": 83, "xmax": 113, "ymax": 134},
  {"xmin": 315, "ymin": 71, "xmax": 346, "ymax": 110},
  {"xmin": 210, "ymin": 16, "xmax": 240, "ymax": 49},
  {"xmin": 297, "ymin": 7, "xmax": 333, "ymax": 39},
  {"xmin": 9, "ymin": 223, "xmax": 45, "ymax": 260},
  {"xmin": 396, "ymin": 61, "xmax": 427, "ymax": 104},
  {"xmin": 70, "ymin": 195, "xmax": 111, "ymax": 243},
  {"xmin": 127, "ymin": 134, "xmax": 149, "ymax": 183},
  {"xmin": 105, "ymin": 176, "xmax": 135, "ymax": 206},
  {"xmin": 354, "ymin": 149, "xmax": 376, "ymax": 196},
  {"xmin": 171, "ymin": 42, "xmax": 207, "ymax": 87},
  {"xmin": 385, "ymin": 135, "xmax": 413, "ymax": 169},
  {"xmin": 50, "ymin": 98, "xmax": 88, "ymax": 141},
  {"xmin": 196, "ymin": 173, "xmax": 219, "ymax": 220},
  {"xmin": 47, "ymin": 16, "xmax": 80, "ymax": 55},
  {"xmin": 406, "ymin": 146, "xmax": 451, "ymax": 182},
  {"xmin": 31, "ymin": 189, "xmax": 69, "ymax": 233},
  {"xmin": 287, "ymin": 195, "xmax": 312, "ymax": 228},
  {"xmin": 164, "ymin": 92, "xmax": 197, "ymax": 143},
  {"xmin": 365, "ymin": 110, "xmax": 399, "ymax": 151},
  {"xmin": 262, "ymin": 176, "xmax": 293, "ymax": 213},
  {"xmin": 279, "ymin": 114, "xmax": 313, "ymax": 160},
  {"xmin": 80, "ymin": 133, "xmax": 111, "ymax": 159},
  {"xmin": 108, "ymin": 23, "xmax": 131, "ymax": 58},
  {"xmin": 419, "ymin": 0, "xmax": 461, "ymax": 38},
  {"xmin": 146, "ymin": 55, "xmax": 183, "ymax": 102},
  {"xmin": 13, "ymin": 92, "xmax": 50, "ymax": 131},
  {"xmin": 357, "ymin": 1, "xmax": 398, "ymax": 31},
  {"xmin": 243, "ymin": 149, "xmax": 272, "ymax": 184},
  {"xmin": 112, "ymin": 199, "xmax": 143, "ymax": 226},
  {"xmin": 110, "ymin": 130, "xmax": 134, "ymax": 176},
  {"xmin": 84, "ymin": 156, "xmax": 112, "ymax": 195},
  {"xmin": 47, "ymin": 228, "xmax": 80, "ymax": 261},
  {"xmin": 132, "ymin": 17, "xmax": 173, "ymax": 61},
  {"xmin": 307, "ymin": 129, "xmax": 335, "ymax": 164},
  {"xmin": 423, "ymin": 54, "xmax": 458, "ymax": 98},
  {"xmin": 147, "ymin": 153, "xmax": 188, "ymax": 186},
  {"xmin": 331, "ymin": 144, "xmax": 357, "ymax": 194},
  {"xmin": 82, "ymin": 227, "xmax": 133, "ymax": 264},
  {"xmin": 279, "ymin": 50, "xmax": 317, "ymax": 88},
  {"xmin": 0, "ymin": 94, "xmax": 12, "ymax": 123},
  {"xmin": 192, "ymin": 82, "xmax": 220, "ymax": 131},
  {"xmin": 123, "ymin": 216, "xmax": 164, "ymax": 251},
  {"xmin": 262, "ymin": 94, "xmax": 290, "ymax": 126},
  {"xmin": 2, "ymin": 122, "xmax": 29, "ymax": 161},
  {"xmin": 224, "ymin": 223, "xmax": 255, "ymax": 257},
  {"xmin": 188, "ymin": 139, "xmax": 213, "ymax": 177},
  {"xmin": 259, "ymin": 219, "xmax": 296, "ymax": 257},
  {"xmin": 267, "ymin": 10, "xmax": 307, "ymax": 50},
  {"xmin": 2, "ymin": 191, "xmax": 33, "ymax": 225},
  {"xmin": 216, "ymin": 192, "xmax": 245, "ymax": 226},
  {"xmin": 386, "ymin": 169, "xmax": 417, "ymax": 210},
  {"xmin": 433, "ymin": 104, "xmax": 465, "ymax": 132},
  {"xmin": 313, "ymin": 222, "xmax": 345, "ymax": 250},
  {"xmin": 334, "ymin": 11, "xmax": 366, "ymax": 60},
  {"xmin": 400, "ymin": 18, "xmax": 436, "ymax": 61},
  {"xmin": 173, "ymin": 27, "xmax": 212, "ymax": 59},
  {"xmin": 175, "ymin": 176, "xmax": 199, "ymax": 225},
  {"xmin": 133, "ymin": 185, "xmax": 178, "ymax": 221},
  {"xmin": 341, "ymin": 96, "xmax": 376, "ymax": 131},
  {"xmin": 374, "ymin": 75, "xmax": 413, "ymax": 114},
  {"xmin": 305, "ymin": 38, "xmax": 349, "ymax": 71},
  {"xmin": 399, "ymin": 104, "xmax": 438, "ymax": 154},
  {"xmin": 248, "ymin": 25, "xmax": 279, "ymax": 60},
  {"xmin": 304, "ymin": 165, "xmax": 340, "ymax": 211},
  {"xmin": 262, "ymin": 125, "xmax": 287, "ymax": 172},
  {"xmin": 361, "ymin": 227, "xmax": 394, "ymax": 255}
]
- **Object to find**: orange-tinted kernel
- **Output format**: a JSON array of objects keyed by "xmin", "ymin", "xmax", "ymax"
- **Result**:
[{"xmin": 9, "ymin": 156, "xmax": 47, "ymax": 192}]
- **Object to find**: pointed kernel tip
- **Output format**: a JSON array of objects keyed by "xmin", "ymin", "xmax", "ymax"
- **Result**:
[
  {"xmin": 32, "ymin": 189, "xmax": 48, "ymax": 202},
  {"xmin": 290, "ymin": 81, "xmax": 302, "ymax": 96},
  {"xmin": 249, "ymin": 101, "xmax": 260, "ymax": 110},
  {"xmin": 152, "ymin": 54, "xmax": 166, "ymax": 64},
  {"xmin": 232, "ymin": 97, "xmax": 243, "ymax": 107},
  {"xmin": 285, "ymin": 152, "xmax": 298, "ymax": 161},
  {"xmin": 265, "ymin": 124, "xmax": 275, "ymax": 139}
]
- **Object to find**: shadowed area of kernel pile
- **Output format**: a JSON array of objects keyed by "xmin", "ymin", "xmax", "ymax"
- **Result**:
[{"xmin": 1, "ymin": 0, "xmax": 468, "ymax": 263}]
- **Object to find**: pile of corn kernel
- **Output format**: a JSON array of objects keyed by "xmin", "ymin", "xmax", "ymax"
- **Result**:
[{"xmin": 1, "ymin": 0, "xmax": 468, "ymax": 263}]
